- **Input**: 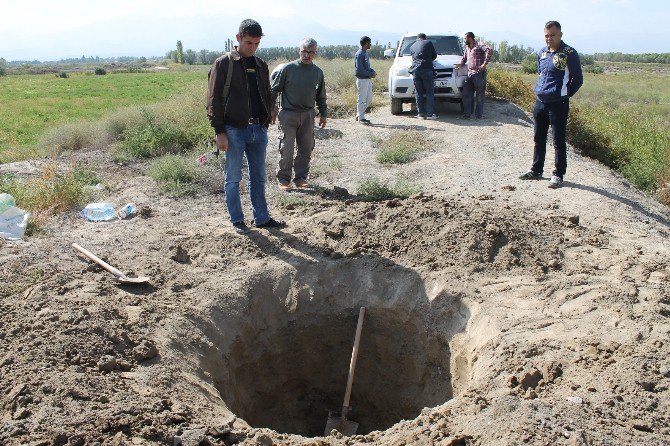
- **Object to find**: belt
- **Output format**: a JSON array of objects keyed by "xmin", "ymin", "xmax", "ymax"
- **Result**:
[{"xmin": 248, "ymin": 117, "xmax": 260, "ymax": 124}]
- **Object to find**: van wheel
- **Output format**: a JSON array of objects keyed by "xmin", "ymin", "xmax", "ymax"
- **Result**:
[{"xmin": 391, "ymin": 98, "xmax": 403, "ymax": 115}]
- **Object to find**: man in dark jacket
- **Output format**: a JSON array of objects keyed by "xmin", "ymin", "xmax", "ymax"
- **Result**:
[
  {"xmin": 355, "ymin": 35, "xmax": 376, "ymax": 124},
  {"xmin": 409, "ymin": 33, "xmax": 438, "ymax": 120},
  {"xmin": 519, "ymin": 21, "xmax": 583, "ymax": 189},
  {"xmin": 207, "ymin": 19, "xmax": 286, "ymax": 234}
]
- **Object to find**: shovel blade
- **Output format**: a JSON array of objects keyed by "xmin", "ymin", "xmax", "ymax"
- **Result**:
[
  {"xmin": 324, "ymin": 414, "xmax": 358, "ymax": 437},
  {"xmin": 117, "ymin": 275, "xmax": 151, "ymax": 284}
]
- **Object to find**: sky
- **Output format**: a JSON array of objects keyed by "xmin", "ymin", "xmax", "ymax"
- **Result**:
[{"xmin": 1, "ymin": 0, "xmax": 668, "ymax": 61}]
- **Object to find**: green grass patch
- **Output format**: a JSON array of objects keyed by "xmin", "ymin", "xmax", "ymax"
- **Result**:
[
  {"xmin": 278, "ymin": 194, "xmax": 308, "ymax": 209},
  {"xmin": 148, "ymin": 154, "xmax": 201, "ymax": 196},
  {"xmin": 0, "ymin": 68, "xmax": 208, "ymax": 158},
  {"xmin": 357, "ymin": 177, "xmax": 421, "ymax": 200},
  {"xmin": 374, "ymin": 130, "xmax": 430, "ymax": 165}
]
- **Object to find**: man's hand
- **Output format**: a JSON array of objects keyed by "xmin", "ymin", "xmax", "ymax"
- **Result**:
[
  {"xmin": 270, "ymin": 109, "xmax": 278, "ymax": 125},
  {"xmin": 318, "ymin": 117, "xmax": 327, "ymax": 128},
  {"xmin": 481, "ymin": 62, "xmax": 488, "ymax": 70},
  {"xmin": 215, "ymin": 133, "xmax": 228, "ymax": 152},
  {"xmin": 371, "ymin": 71, "xmax": 377, "ymax": 78},
  {"xmin": 454, "ymin": 63, "xmax": 462, "ymax": 69}
]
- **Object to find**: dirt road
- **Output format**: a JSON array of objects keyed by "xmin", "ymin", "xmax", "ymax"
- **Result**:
[{"xmin": 1, "ymin": 99, "xmax": 669, "ymax": 445}]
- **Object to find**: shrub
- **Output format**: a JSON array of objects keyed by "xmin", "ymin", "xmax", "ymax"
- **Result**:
[
  {"xmin": 487, "ymin": 69, "xmax": 535, "ymax": 110},
  {"xmin": 357, "ymin": 177, "xmax": 420, "ymax": 200},
  {"xmin": 583, "ymin": 64, "xmax": 604, "ymax": 74},
  {"xmin": 0, "ymin": 163, "xmax": 98, "ymax": 222},
  {"xmin": 521, "ymin": 54, "xmax": 538, "ymax": 74},
  {"xmin": 148, "ymin": 154, "xmax": 201, "ymax": 196},
  {"xmin": 94, "ymin": 67, "xmax": 107, "ymax": 75},
  {"xmin": 374, "ymin": 131, "xmax": 430, "ymax": 165},
  {"xmin": 0, "ymin": 57, "xmax": 6, "ymax": 76},
  {"xmin": 57, "ymin": 71, "xmax": 68, "ymax": 78},
  {"xmin": 38, "ymin": 121, "xmax": 103, "ymax": 154}
]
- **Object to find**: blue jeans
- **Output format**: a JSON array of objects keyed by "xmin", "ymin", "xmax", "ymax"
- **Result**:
[
  {"xmin": 224, "ymin": 124, "xmax": 270, "ymax": 225},
  {"xmin": 412, "ymin": 69, "xmax": 435, "ymax": 116},
  {"xmin": 532, "ymin": 99, "xmax": 570, "ymax": 178}
]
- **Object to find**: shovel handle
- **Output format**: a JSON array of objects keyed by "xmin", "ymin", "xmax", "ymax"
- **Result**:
[
  {"xmin": 342, "ymin": 307, "xmax": 365, "ymax": 418},
  {"xmin": 72, "ymin": 243, "xmax": 124, "ymax": 279}
]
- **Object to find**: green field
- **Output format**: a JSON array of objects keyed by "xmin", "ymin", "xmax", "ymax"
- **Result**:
[{"xmin": 0, "ymin": 68, "xmax": 208, "ymax": 151}]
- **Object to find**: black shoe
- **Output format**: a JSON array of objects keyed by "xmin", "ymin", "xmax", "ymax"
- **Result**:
[
  {"xmin": 256, "ymin": 218, "xmax": 287, "ymax": 229},
  {"xmin": 232, "ymin": 221, "xmax": 251, "ymax": 234},
  {"xmin": 519, "ymin": 170, "xmax": 543, "ymax": 180}
]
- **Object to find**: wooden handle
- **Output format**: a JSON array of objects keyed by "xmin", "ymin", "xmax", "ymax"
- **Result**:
[
  {"xmin": 72, "ymin": 243, "xmax": 124, "ymax": 279},
  {"xmin": 342, "ymin": 307, "xmax": 365, "ymax": 419}
]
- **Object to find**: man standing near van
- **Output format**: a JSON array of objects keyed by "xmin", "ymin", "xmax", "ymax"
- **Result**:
[
  {"xmin": 409, "ymin": 33, "xmax": 438, "ymax": 120},
  {"xmin": 272, "ymin": 37, "xmax": 328, "ymax": 190},
  {"xmin": 519, "ymin": 21, "xmax": 583, "ymax": 189},
  {"xmin": 207, "ymin": 19, "xmax": 286, "ymax": 234},
  {"xmin": 455, "ymin": 32, "xmax": 492, "ymax": 119},
  {"xmin": 355, "ymin": 36, "xmax": 376, "ymax": 124}
]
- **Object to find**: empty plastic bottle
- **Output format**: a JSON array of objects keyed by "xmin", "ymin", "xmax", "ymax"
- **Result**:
[
  {"xmin": 79, "ymin": 202, "xmax": 117, "ymax": 222},
  {"xmin": 117, "ymin": 203, "xmax": 137, "ymax": 219},
  {"xmin": 0, "ymin": 193, "xmax": 16, "ymax": 213}
]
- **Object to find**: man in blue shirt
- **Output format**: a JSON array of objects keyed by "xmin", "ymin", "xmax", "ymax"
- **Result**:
[
  {"xmin": 409, "ymin": 33, "xmax": 438, "ymax": 120},
  {"xmin": 520, "ymin": 21, "xmax": 583, "ymax": 188},
  {"xmin": 355, "ymin": 36, "xmax": 376, "ymax": 124}
]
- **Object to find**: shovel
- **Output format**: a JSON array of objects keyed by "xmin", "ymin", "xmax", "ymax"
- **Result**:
[
  {"xmin": 72, "ymin": 243, "xmax": 150, "ymax": 284},
  {"xmin": 325, "ymin": 306, "xmax": 365, "ymax": 437}
]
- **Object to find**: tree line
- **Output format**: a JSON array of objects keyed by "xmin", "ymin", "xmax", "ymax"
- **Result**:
[{"xmin": 593, "ymin": 52, "xmax": 670, "ymax": 64}]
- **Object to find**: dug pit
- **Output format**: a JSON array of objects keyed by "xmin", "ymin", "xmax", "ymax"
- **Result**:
[{"xmin": 187, "ymin": 260, "xmax": 471, "ymax": 437}]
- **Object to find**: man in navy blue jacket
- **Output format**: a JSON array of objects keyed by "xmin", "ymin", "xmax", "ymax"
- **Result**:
[
  {"xmin": 409, "ymin": 34, "xmax": 438, "ymax": 120},
  {"xmin": 520, "ymin": 21, "xmax": 583, "ymax": 188},
  {"xmin": 355, "ymin": 36, "xmax": 376, "ymax": 124}
]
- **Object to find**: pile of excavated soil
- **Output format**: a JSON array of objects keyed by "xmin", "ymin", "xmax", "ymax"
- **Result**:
[{"xmin": 1, "ymin": 100, "xmax": 669, "ymax": 445}]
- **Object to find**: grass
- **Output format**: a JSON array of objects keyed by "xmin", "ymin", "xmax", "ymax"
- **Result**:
[
  {"xmin": 0, "ymin": 163, "xmax": 99, "ymax": 226},
  {"xmin": 357, "ymin": 177, "xmax": 421, "ymax": 200},
  {"xmin": 488, "ymin": 68, "xmax": 670, "ymax": 201},
  {"xmin": 0, "ymin": 68, "xmax": 208, "ymax": 158},
  {"xmin": 374, "ymin": 130, "xmax": 431, "ymax": 165},
  {"xmin": 148, "ymin": 154, "xmax": 201, "ymax": 196}
]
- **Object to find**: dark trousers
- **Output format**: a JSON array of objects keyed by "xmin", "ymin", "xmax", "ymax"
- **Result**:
[
  {"xmin": 462, "ymin": 71, "xmax": 487, "ymax": 118},
  {"xmin": 412, "ymin": 69, "xmax": 435, "ymax": 116},
  {"xmin": 532, "ymin": 98, "xmax": 570, "ymax": 178}
]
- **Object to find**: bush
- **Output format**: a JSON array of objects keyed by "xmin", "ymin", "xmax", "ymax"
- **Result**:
[
  {"xmin": 487, "ymin": 69, "xmax": 535, "ymax": 110},
  {"xmin": 94, "ymin": 67, "xmax": 107, "ymax": 75},
  {"xmin": 374, "ymin": 130, "xmax": 430, "ymax": 165},
  {"xmin": 357, "ymin": 177, "xmax": 420, "ymax": 200},
  {"xmin": 38, "ymin": 121, "xmax": 103, "ymax": 154},
  {"xmin": 56, "ymin": 71, "xmax": 68, "ymax": 78},
  {"xmin": 521, "ymin": 54, "xmax": 538, "ymax": 74},
  {"xmin": 148, "ymin": 154, "xmax": 201, "ymax": 196},
  {"xmin": 0, "ymin": 57, "xmax": 6, "ymax": 76},
  {"xmin": 0, "ymin": 164, "xmax": 99, "ymax": 221},
  {"xmin": 583, "ymin": 64, "xmax": 604, "ymax": 74}
]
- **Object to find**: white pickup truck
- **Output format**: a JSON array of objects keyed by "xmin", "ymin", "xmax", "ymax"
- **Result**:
[{"xmin": 386, "ymin": 33, "xmax": 467, "ymax": 114}]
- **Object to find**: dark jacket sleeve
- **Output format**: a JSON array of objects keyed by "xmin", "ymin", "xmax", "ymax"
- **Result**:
[
  {"xmin": 430, "ymin": 42, "xmax": 437, "ymax": 60},
  {"xmin": 206, "ymin": 56, "xmax": 229, "ymax": 135},
  {"xmin": 355, "ymin": 51, "xmax": 374, "ymax": 78},
  {"xmin": 567, "ymin": 50, "xmax": 583, "ymax": 97}
]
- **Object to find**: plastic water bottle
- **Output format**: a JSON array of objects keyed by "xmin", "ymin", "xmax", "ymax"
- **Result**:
[
  {"xmin": 117, "ymin": 203, "xmax": 136, "ymax": 219},
  {"xmin": 79, "ymin": 202, "xmax": 117, "ymax": 222},
  {"xmin": 0, "ymin": 193, "xmax": 16, "ymax": 213}
]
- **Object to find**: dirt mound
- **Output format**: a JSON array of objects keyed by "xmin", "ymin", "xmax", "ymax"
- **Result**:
[{"xmin": 2, "ymin": 100, "xmax": 670, "ymax": 445}]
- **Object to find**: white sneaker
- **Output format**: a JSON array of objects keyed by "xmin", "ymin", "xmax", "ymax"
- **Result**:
[
  {"xmin": 548, "ymin": 175, "xmax": 563, "ymax": 188},
  {"xmin": 426, "ymin": 114, "xmax": 439, "ymax": 120}
]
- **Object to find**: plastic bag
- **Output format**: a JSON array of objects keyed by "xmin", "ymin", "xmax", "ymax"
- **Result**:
[{"xmin": 0, "ymin": 206, "xmax": 30, "ymax": 240}]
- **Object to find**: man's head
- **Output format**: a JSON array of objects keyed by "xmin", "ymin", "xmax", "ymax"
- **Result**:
[
  {"xmin": 236, "ymin": 19, "xmax": 263, "ymax": 57},
  {"xmin": 417, "ymin": 33, "xmax": 427, "ymax": 40},
  {"xmin": 360, "ymin": 36, "xmax": 372, "ymax": 50},
  {"xmin": 299, "ymin": 37, "xmax": 318, "ymax": 64},
  {"xmin": 463, "ymin": 32, "xmax": 475, "ymax": 48},
  {"xmin": 544, "ymin": 21, "xmax": 563, "ymax": 51}
]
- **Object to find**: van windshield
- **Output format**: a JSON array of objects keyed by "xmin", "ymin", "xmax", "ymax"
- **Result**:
[{"xmin": 399, "ymin": 36, "xmax": 463, "ymax": 56}]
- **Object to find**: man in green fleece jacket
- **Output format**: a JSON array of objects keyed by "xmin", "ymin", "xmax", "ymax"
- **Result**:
[{"xmin": 271, "ymin": 37, "xmax": 328, "ymax": 190}]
